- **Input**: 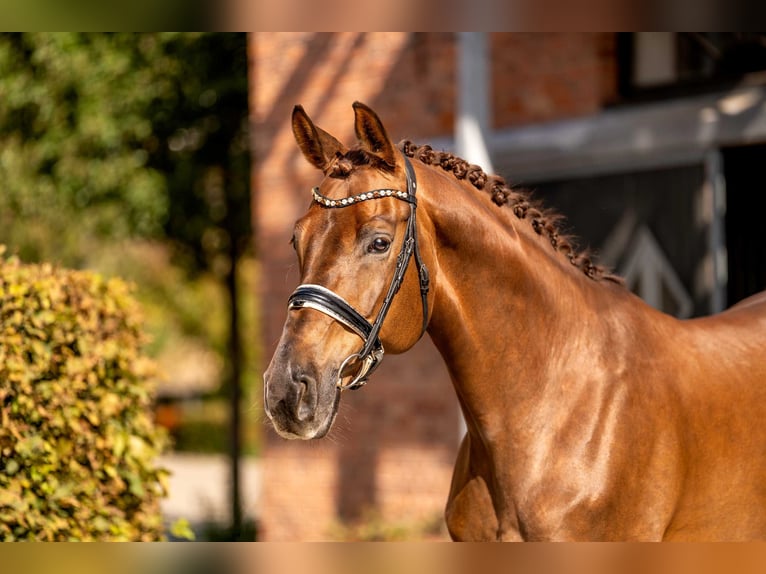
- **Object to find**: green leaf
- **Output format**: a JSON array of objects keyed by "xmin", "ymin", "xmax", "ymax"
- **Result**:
[
  {"xmin": 4, "ymin": 459, "xmax": 19, "ymax": 476},
  {"xmin": 170, "ymin": 518, "xmax": 196, "ymax": 541}
]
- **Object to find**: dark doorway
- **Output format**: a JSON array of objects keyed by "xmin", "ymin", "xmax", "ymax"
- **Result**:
[
  {"xmin": 722, "ymin": 144, "xmax": 766, "ymax": 306},
  {"xmin": 531, "ymin": 164, "xmax": 709, "ymax": 317}
]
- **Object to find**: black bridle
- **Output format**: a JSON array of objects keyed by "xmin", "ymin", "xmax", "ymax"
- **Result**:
[{"xmin": 287, "ymin": 154, "xmax": 430, "ymax": 390}]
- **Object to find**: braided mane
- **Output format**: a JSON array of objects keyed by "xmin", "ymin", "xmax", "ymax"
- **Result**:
[{"xmin": 399, "ymin": 140, "xmax": 623, "ymax": 284}]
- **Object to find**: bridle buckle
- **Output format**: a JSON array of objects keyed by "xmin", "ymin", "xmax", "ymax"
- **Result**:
[{"xmin": 337, "ymin": 349, "xmax": 384, "ymax": 390}]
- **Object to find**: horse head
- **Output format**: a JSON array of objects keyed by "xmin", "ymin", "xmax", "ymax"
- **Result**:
[{"xmin": 263, "ymin": 102, "xmax": 432, "ymax": 440}]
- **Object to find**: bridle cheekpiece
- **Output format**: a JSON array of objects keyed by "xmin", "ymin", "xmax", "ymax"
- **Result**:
[{"xmin": 287, "ymin": 154, "xmax": 430, "ymax": 391}]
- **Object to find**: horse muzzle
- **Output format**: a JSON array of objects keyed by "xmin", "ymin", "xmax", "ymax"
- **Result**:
[{"xmin": 263, "ymin": 360, "xmax": 340, "ymax": 440}]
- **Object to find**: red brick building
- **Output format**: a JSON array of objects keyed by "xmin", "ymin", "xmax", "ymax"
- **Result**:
[{"xmin": 250, "ymin": 33, "xmax": 766, "ymax": 540}]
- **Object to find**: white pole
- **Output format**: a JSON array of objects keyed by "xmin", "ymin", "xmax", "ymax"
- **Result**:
[
  {"xmin": 455, "ymin": 32, "xmax": 494, "ymax": 443},
  {"xmin": 456, "ymin": 32, "xmax": 495, "ymax": 174}
]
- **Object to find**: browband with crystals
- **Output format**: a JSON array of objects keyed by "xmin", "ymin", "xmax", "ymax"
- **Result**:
[{"xmin": 311, "ymin": 186, "xmax": 414, "ymax": 207}]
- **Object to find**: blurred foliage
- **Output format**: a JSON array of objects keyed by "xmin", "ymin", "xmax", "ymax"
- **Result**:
[
  {"xmin": 0, "ymin": 33, "xmax": 258, "ymax": 454},
  {"xmin": 0, "ymin": 32, "xmax": 251, "ymax": 274},
  {"xmin": 143, "ymin": 33, "xmax": 252, "ymax": 278},
  {"xmin": 89, "ymin": 241, "xmax": 228, "ymax": 361},
  {"xmin": 169, "ymin": 517, "xmax": 196, "ymax": 541},
  {"xmin": 328, "ymin": 510, "xmax": 447, "ymax": 541},
  {"xmin": 0, "ymin": 252, "xmax": 168, "ymax": 540},
  {"xmin": 1, "ymin": 0, "xmax": 210, "ymax": 31},
  {"xmin": 169, "ymin": 398, "xmax": 260, "ymax": 456},
  {"xmin": 0, "ymin": 33, "xmax": 167, "ymax": 265}
]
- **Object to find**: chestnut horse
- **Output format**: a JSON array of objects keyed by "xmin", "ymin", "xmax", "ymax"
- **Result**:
[{"xmin": 263, "ymin": 102, "xmax": 766, "ymax": 541}]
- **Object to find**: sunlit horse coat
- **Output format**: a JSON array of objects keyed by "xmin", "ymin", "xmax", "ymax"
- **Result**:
[{"xmin": 264, "ymin": 102, "xmax": 766, "ymax": 541}]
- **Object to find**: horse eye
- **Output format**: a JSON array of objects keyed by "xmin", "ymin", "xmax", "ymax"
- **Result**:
[{"xmin": 368, "ymin": 237, "xmax": 391, "ymax": 254}]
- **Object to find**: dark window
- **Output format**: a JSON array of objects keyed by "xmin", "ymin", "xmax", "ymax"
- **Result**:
[
  {"xmin": 722, "ymin": 144, "xmax": 766, "ymax": 305},
  {"xmin": 617, "ymin": 33, "xmax": 766, "ymax": 103}
]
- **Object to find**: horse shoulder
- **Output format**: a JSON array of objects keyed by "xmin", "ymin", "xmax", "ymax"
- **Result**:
[{"xmin": 513, "ymin": 298, "xmax": 688, "ymax": 540}]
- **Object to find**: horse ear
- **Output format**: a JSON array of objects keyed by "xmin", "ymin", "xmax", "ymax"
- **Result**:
[
  {"xmin": 352, "ymin": 101, "xmax": 396, "ymax": 168},
  {"xmin": 292, "ymin": 105, "xmax": 346, "ymax": 171}
]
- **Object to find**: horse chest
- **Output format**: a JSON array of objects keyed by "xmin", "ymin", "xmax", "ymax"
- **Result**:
[{"xmin": 447, "ymin": 418, "xmax": 680, "ymax": 541}]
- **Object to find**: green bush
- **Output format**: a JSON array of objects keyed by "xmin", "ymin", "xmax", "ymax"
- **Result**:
[{"xmin": 0, "ymin": 252, "xmax": 168, "ymax": 540}]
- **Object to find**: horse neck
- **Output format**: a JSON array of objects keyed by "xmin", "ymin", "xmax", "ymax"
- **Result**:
[{"xmin": 418, "ymin": 170, "xmax": 626, "ymax": 430}]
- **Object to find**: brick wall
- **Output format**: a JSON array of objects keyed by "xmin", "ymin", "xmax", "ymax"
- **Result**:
[
  {"xmin": 250, "ymin": 32, "xmax": 616, "ymax": 541},
  {"xmin": 491, "ymin": 33, "xmax": 617, "ymax": 127}
]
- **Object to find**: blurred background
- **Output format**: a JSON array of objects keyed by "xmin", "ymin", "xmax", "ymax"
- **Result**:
[
  {"xmin": 3, "ymin": 32, "xmax": 766, "ymax": 541},
  {"xmin": 0, "ymin": 33, "xmax": 258, "ymax": 540}
]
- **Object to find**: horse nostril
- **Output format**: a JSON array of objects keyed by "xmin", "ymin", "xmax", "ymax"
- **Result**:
[{"xmin": 295, "ymin": 375, "xmax": 318, "ymax": 421}]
